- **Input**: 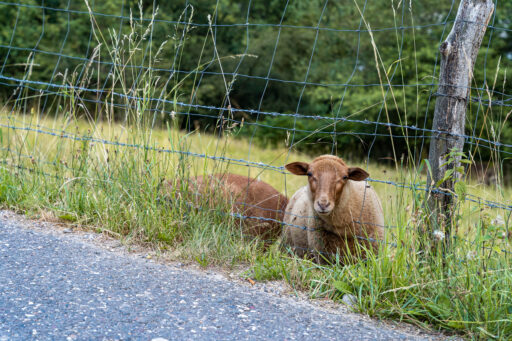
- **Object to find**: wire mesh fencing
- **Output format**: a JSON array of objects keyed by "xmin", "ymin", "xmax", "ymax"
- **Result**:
[{"xmin": 0, "ymin": 0, "xmax": 511, "ymax": 260}]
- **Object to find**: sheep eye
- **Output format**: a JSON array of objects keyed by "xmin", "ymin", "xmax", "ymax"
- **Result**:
[
  {"xmin": 306, "ymin": 172, "xmax": 312, "ymax": 177},
  {"xmin": 343, "ymin": 175, "xmax": 348, "ymax": 180}
]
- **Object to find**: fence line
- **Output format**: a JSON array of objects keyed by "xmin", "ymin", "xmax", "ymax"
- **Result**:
[
  {"xmin": 1, "ymin": 122, "xmax": 511, "ymax": 213},
  {"xmin": 4, "ymin": 46, "xmax": 512, "ymax": 99},
  {"xmin": 0, "ymin": 1, "xmax": 457, "ymax": 32},
  {"xmin": 4, "ymin": 158, "xmax": 512, "ymax": 260},
  {"xmin": 1, "ymin": 0, "xmax": 511, "ymax": 259},
  {"xmin": 2, "ymin": 1, "xmax": 512, "ymax": 33},
  {"xmin": 2, "ymin": 76, "xmax": 512, "ymax": 152}
]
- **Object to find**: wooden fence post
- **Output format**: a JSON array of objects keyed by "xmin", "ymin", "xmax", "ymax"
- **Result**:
[{"xmin": 427, "ymin": 0, "xmax": 494, "ymax": 241}]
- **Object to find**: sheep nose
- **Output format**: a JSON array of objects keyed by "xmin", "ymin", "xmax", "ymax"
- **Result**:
[{"xmin": 317, "ymin": 201, "xmax": 331, "ymax": 211}]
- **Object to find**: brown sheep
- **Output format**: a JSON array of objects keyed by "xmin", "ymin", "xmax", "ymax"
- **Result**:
[
  {"xmin": 167, "ymin": 173, "xmax": 288, "ymax": 239},
  {"xmin": 283, "ymin": 155, "xmax": 384, "ymax": 263}
]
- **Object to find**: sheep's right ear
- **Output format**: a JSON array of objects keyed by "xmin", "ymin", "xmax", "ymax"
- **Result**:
[{"xmin": 285, "ymin": 162, "xmax": 309, "ymax": 175}]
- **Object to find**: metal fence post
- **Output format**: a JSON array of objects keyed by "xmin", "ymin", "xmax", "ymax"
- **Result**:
[{"xmin": 427, "ymin": 0, "xmax": 494, "ymax": 242}]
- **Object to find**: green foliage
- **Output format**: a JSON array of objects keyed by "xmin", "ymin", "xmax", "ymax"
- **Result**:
[{"xmin": 437, "ymin": 148, "xmax": 470, "ymax": 187}]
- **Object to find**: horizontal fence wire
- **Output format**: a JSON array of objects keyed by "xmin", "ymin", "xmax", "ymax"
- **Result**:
[
  {"xmin": 4, "ymin": 43, "xmax": 512, "ymax": 99},
  {"xmin": 4, "ymin": 159, "xmax": 512, "ymax": 260},
  {"xmin": 1, "ymin": 0, "xmax": 512, "ymax": 33},
  {"xmin": 2, "ymin": 143, "xmax": 512, "ymax": 260},
  {"xmin": 0, "ymin": 158, "xmax": 392, "ymax": 251},
  {"xmin": 1, "ymin": 119, "xmax": 512, "ymax": 212},
  {"xmin": 0, "ymin": 1, "xmax": 455, "ymax": 32},
  {"xmin": 1, "ymin": 79, "xmax": 511, "ymax": 156},
  {"xmin": 1, "ymin": 0, "xmax": 511, "ymax": 259}
]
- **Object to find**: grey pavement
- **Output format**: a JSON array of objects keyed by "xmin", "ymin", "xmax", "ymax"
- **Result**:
[{"xmin": 0, "ymin": 213, "xmax": 444, "ymax": 340}]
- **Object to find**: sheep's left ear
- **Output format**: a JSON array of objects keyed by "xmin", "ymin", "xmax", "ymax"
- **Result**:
[{"xmin": 348, "ymin": 167, "xmax": 369, "ymax": 181}]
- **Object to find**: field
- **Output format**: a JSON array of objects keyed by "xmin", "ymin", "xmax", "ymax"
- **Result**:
[{"xmin": 1, "ymin": 111, "xmax": 512, "ymax": 339}]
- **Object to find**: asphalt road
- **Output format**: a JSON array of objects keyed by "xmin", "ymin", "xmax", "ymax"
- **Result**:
[{"xmin": 0, "ymin": 212, "xmax": 444, "ymax": 340}]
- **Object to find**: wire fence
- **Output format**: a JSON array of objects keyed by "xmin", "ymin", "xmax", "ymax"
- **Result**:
[{"xmin": 0, "ymin": 0, "xmax": 511, "ymax": 259}]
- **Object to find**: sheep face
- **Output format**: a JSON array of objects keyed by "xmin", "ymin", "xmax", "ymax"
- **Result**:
[{"xmin": 285, "ymin": 155, "xmax": 369, "ymax": 216}]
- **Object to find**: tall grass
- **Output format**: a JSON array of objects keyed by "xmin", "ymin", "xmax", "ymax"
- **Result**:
[{"xmin": 1, "ymin": 1, "xmax": 512, "ymax": 339}]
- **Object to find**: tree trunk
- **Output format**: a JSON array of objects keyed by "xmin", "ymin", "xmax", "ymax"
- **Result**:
[{"xmin": 426, "ymin": 0, "xmax": 494, "ymax": 242}]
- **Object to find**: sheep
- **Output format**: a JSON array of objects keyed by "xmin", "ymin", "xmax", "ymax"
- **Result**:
[
  {"xmin": 166, "ymin": 173, "xmax": 288, "ymax": 239},
  {"xmin": 283, "ymin": 155, "xmax": 384, "ymax": 263}
]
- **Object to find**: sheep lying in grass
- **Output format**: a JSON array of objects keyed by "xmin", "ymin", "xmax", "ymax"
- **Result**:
[
  {"xmin": 283, "ymin": 155, "xmax": 384, "ymax": 263},
  {"xmin": 168, "ymin": 173, "xmax": 288, "ymax": 239}
]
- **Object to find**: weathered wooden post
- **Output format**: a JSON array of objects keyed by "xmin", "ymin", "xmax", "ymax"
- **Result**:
[{"xmin": 427, "ymin": 0, "xmax": 494, "ymax": 241}]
